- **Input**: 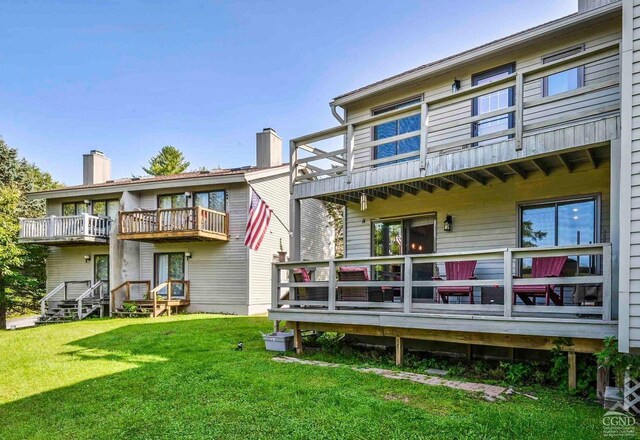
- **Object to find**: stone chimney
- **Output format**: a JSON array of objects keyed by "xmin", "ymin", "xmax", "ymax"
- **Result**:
[
  {"xmin": 578, "ymin": 0, "xmax": 619, "ymax": 13},
  {"xmin": 83, "ymin": 150, "xmax": 111, "ymax": 185},
  {"xmin": 256, "ymin": 128, "xmax": 283, "ymax": 168}
]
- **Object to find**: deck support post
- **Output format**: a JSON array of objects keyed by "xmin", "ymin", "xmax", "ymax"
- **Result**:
[
  {"xmin": 294, "ymin": 322, "xmax": 303, "ymax": 355},
  {"xmin": 466, "ymin": 344, "xmax": 473, "ymax": 361},
  {"xmin": 273, "ymin": 320, "xmax": 281, "ymax": 333},
  {"xmin": 568, "ymin": 351, "xmax": 577, "ymax": 390},
  {"xmin": 597, "ymin": 366, "xmax": 609, "ymax": 403},
  {"xmin": 395, "ymin": 336, "xmax": 404, "ymax": 367}
]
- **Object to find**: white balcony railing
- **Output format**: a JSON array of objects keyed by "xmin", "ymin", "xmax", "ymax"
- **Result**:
[
  {"xmin": 272, "ymin": 244, "xmax": 612, "ymax": 321},
  {"xmin": 19, "ymin": 214, "xmax": 112, "ymax": 241}
]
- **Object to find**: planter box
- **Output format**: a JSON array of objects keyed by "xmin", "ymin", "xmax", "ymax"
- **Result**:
[{"xmin": 263, "ymin": 331, "xmax": 294, "ymax": 352}]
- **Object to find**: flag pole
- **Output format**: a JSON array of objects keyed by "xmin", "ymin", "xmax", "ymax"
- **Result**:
[{"xmin": 247, "ymin": 183, "xmax": 290, "ymax": 233}]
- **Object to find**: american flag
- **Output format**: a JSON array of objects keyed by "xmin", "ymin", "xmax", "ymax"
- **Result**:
[{"xmin": 245, "ymin": 190, "xmax": 272, "ymax": 251}]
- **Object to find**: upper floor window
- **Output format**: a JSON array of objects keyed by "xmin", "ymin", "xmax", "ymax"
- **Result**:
[
  {"xmin": 92, "ymin": 199, "xmax": 119, "ymax": 219},
  {"xmin": 194, "ymin": 190, "xmax": 226, "ymax": 212},
  {"xmin": 158, "ymin": 193, "xmax": 187, "ymax": 209},
  {"xmin": 471, "ymin": 64, "xmax": 515, "ymax": 145},
  {"xmin": 542, "ymin": 47, "xmax": 584, "ymax": 97},
  {"xmin": 372, "ymin": 97, "xmax": 422, "ymax": 164},
  {"xmin": 62, "ymin": 201, "xmax": 88, "ymax": 216}
]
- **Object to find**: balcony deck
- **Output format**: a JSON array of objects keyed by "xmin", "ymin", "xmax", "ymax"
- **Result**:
[
  {"xmin": 269, "ymin": 244, "xmax": 617, "ymax": 352},
  {"xmin": 118, "ymin": 206, "xmax": 229, "ymax": 243},
  {"xmin": 19, "ymin": 214, "xmax": 111, "ymax": 246},
  {"xmin": 289, "ymin": 42, "xmax": 620, "ymax": 202}
]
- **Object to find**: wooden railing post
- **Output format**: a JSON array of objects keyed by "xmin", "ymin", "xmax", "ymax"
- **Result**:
[
  {"xmin": 195, "ymin": 206, "xmax": 202, "ymax": 231},
  {"xmin": 403, "ymin": 256, "xmax": 413, "ymax": 313},
  {"xmin": 503, "ymin": 249, "xmax": 513, "ymax": 317},
  {"xmin": 289, "ymin": 140, "xmax": 297, "ymax": 194},
  {"xmin": 82, "ymin": 213, "xmax": 89, "ymax": 236},
  {"xmin": 157, "ymin": 209, "xmax": 162, "ymax": 232},
  {"xmin": 515, "ymin": 72, "xmax": 524, "ymax": 151},
  {"xmin": 602, "ymin": 243, "xmax": 612, "ymax": 321},
  {"xmin": 271, "ymin": 264, "xmax": 280, "ymax": 310},
  {"xmin": 328, "ymin": 260, "xmax": 336, "ymax": 311},
  {"xmin": 49, "ymin": 215, "xmax": 56, "ymax": 237},
  {"xmin": 419, "ymin": 101, "xmax": 429, "ymax": 170},
  {"xmin": 346, "ymin": 124, "xmax": 355, "ymax": 183}
]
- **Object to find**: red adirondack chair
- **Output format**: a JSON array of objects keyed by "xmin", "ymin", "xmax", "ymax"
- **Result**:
[
  {"xmin": 513, "ymin": 256, "xmax": 567, "ymax": 306},
  {"xmin": 433, "ymin": 260, "xmax": 477, "ymax": 304}
]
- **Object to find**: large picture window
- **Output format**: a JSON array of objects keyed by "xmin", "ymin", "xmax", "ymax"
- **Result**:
[
  {"xmin": 372, "ymin": 97, "xmax": 421, "ymax": 164},
  {"xmin": 520, "ymin": 197, "xmax": 597, "ymax": 275},
  {"xmin": 194, "ymin": 190, "xmax": 226, "ymax": 212},
  {"xmin": 92, "ymin": 199, "xmax": 119, "ymax": 219},
  {"xmin": 62, "ymin": 201, "xmax": 88, "ymax": 216},
  {"xmin": 471, "ymin": 64, "xmax": 515, "ymax": 146}
]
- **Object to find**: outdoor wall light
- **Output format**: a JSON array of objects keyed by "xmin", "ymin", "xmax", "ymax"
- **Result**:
[
  {"xmin": 84, "ymin": 255, "xmax": 91, "ymax": 263},
  {"xmin": 444, "ymin": 215, "xmax": 453, "ymax": 232},
  {"xmin": 83, "ymin": 199, "xmax": 91, "ymax": 205},
  {"xmin": 184, "ymin": 191, "xmax": 192, "ymax": 198},
  {"xmin": 185, "ymin": 251, "xmax": 192, "ymax": 260},
  {"xmin": 451, "ymin": 79, "xmax": 461, "ymax": 93}
]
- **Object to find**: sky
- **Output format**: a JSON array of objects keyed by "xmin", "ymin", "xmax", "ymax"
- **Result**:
[{"xmin": 0, "ymin": 0, "xmax": 577, "ymax": 185}]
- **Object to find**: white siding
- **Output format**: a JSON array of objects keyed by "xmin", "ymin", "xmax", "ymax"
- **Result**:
[
  {"xmin": 247, "ymin": 174, "xmax": 290, "ymax": 313},
  {"xmin": 136, "ymin": 182, "xmax": 251, "ymax": 314},
  {"xmin": 300, "ymin": 198, "xmax": 335, "ymax": 261},
  {"xmin": 345, "ymin": 165, "xmax": 610, "ymax": 286},
  {"xmin": 46, "ymin": 245, "xmax": 108, "ymax": 299}
]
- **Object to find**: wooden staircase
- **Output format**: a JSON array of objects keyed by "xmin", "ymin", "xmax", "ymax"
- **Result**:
[{"xmin": 110, "ymin": 280, "xmax": 190, "ymax": 318}]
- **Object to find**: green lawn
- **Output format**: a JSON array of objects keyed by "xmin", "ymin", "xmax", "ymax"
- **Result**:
[{"xmin": 0, "ymin": 315, "xmax": 613, "ymax": 439}]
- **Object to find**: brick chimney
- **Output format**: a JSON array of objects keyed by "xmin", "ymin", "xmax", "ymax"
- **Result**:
[
  {"xmin": 256, "ymin": 128, "xmax": 283, "ymax": 168},
  {"xmin": 83, "ymin": 150, "xmax": 111, "ymax": 185}
]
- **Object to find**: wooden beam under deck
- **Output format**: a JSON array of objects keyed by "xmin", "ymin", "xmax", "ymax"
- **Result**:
[
  {"xmin": 281, "ymin": 321, "xmax": 607, "ymax": 354},
  {"xmin": 118, "ymin": 230, "xmax": 228, "ymax": 243}
]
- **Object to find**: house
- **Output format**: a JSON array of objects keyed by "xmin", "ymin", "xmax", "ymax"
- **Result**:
[
  {"xmin": 269, "ymin": 0, "xmax": 640, "ymax": 390},
  {"xmin": 21, "ymin": 128, "xmax": 332, "ymax": 322}
]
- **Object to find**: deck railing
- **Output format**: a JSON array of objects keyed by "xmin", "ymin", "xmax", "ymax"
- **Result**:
[
  {"xmin": 20, "ymin": 214, "xmax": 112, "ymax": 240},
  {"xmin": 110, "ymin": 280, "xmax": 191, "ymax": 316},
  {"xmin": 290, "ymin": 42, "xmax": 620, "ymax": 188},
  {"xmin": 118, "ymin": 206, "xmax": 228, "ymax": 237},
  {"xmin": 272, "ymin": 244, "xmax": 612, "ymax": 321}
]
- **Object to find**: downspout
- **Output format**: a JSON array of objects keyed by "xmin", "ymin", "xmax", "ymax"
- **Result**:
[{"xmin": 330, "ymin": 103, "xmax": 345, "ymax": 125}]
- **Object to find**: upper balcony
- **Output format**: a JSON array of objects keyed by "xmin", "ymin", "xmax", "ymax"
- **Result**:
[
  {"xmin": 118, "ymin": 206, "xmax": 229, "ymax": 243},
  {"xmin": 290, "ymin": 42, "xmax": 620, "ymax": 201},
  {"xmin": 19, "ymin": 214, "xmax": 112, "ymax": 246}
]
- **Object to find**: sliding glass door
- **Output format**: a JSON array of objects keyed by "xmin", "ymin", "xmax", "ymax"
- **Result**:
[{"xmin": 154, "ymin": 253, "xmax": 186, "ymax": 297}]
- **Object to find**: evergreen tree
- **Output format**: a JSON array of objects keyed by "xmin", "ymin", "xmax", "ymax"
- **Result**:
[{"xmin": 142, "ymin": 146, "xmax": 190, "ymax": 176}]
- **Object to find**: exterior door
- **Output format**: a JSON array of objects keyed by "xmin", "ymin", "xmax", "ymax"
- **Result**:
[
  {"xmin": 405, "ymin": 218, "xmax": 436, "ymax": 301},
  {"xmin": 93, "ymin": 254, "xmax": 109, "ymax": 298},
  {"xmin": 154, "ymin": 253, "xmax": 186, "ymax": 297}
]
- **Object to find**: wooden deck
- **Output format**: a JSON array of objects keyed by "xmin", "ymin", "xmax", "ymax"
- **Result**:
[
  {"xmin": 269, "ymin": 244, "xmax": 617, "ymax": 344},
  {"xmin": 110, "ymin": 280, "xmax": 191, "ymax": 317},
  {"xmin": 118, "ymin": 206, "xmax": 229, "ymax": 243}
]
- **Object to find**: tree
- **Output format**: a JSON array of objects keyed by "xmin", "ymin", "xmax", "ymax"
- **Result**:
[
  {"xmin": 0, "ymin": 138, "xmax": 59, "ymax": 329},
  {"xmin": 0, "ymin": 187, "xmax": 22, "ymax": 330},
  {"xmin": 142, "ymin": 146, "xmax": 190, "ymax": 176}
]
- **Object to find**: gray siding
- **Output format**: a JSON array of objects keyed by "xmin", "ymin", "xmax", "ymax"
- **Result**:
[
  {"xmin": 46, "ymin": 245, "xmax": 108, "ymax": 299},
  {"xmin": 247, "ymin": 174, "xmax": 290, "ymax": 313},
  {"xmin": 346, "ymin": 18, "xmax": 621, "ymax": 163}
]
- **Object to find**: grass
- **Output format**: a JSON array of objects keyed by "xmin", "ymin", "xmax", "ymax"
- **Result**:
[{"xmin": 0, "ymin": 315, "xmax": 619, "ymax": 439}]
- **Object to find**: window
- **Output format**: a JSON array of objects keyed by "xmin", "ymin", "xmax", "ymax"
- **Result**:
[
  {"xmin": 471, "ymin": 64, "xmax": 515, "ymax": 145},
  {"xmin": 519, "ymin": 197, "xmax": 597, "ymax": 275},
  {"xmin": 194, "ymin": 190, "xmax": 226, "ymax": 212},
  {"xmin": 154, "ymin": 253, "xmax": 186, "ymax": 297},
  {"xmin": 62, "ymin": 201, "xmax": 88, "ymax": 216},
  {"xmin": 158, "ymin": 193, "xmax": 187, "ymax": 209},
  {"xmin": 542, "ymin": 47, "xmax": 584, "ymax": 97},
  {"xmin": 372, "ymin": 97, "xmax": 422, "ymax": 164},
  {"xmin": 92, "ymin": 199, "xmax": 119, "ymax": 219}
]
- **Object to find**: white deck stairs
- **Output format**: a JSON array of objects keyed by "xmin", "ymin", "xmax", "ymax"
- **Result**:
[{"xmin": 36, "ymin": 281, "xmax": 107, "ymax": 325}]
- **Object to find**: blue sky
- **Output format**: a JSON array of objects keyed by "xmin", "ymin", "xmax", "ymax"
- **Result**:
[{"xmin": 0, "ymin": 0, "xmax": 576, "ymax": 185}]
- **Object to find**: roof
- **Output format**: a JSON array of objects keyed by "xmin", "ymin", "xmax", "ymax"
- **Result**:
[
  {"xmin": 27, "ymin": 164, "xmax": 289, "ymax": 199},
  {"xmin": 331, "ymin": 1, "xmax": 621, "ymax": 106}
]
